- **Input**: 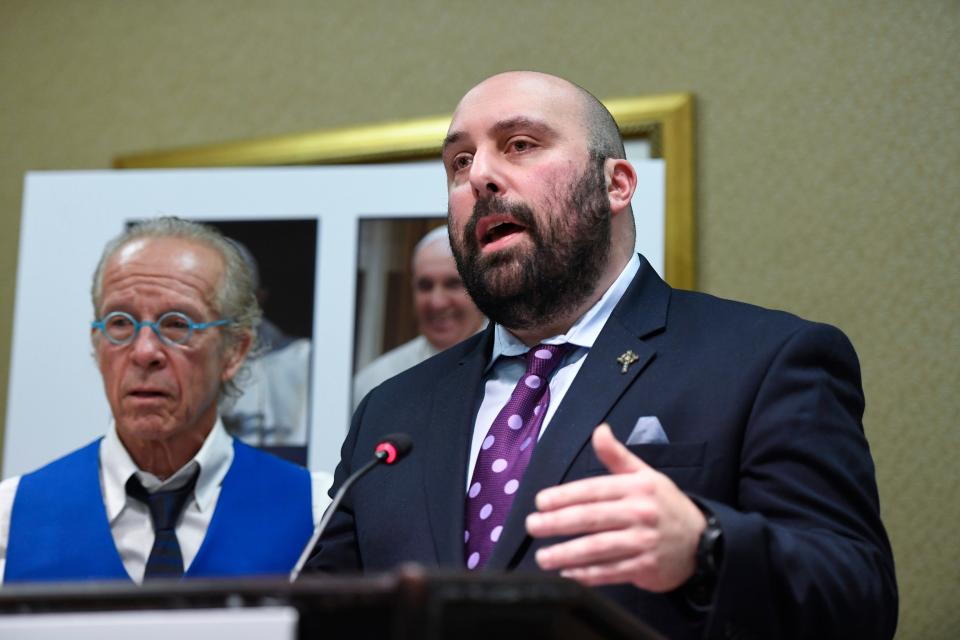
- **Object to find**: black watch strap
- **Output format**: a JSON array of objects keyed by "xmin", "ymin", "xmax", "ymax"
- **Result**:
[
  {"xmin": 686, "ymin": 508, "xmax": 724, "ymax": 608},
  {"xmin": 696, "ymin": 512, "xmax": 724, "ymax": 578}
]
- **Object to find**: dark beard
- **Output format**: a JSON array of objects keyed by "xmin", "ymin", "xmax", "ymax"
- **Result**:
[{"xmin": 450, "ymin": 158, "xmax": 611, "ymax": 332}]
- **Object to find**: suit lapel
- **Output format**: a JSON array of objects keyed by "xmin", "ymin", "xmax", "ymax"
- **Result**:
[
  {"xmin": 487, "ymin": 258, "xmax": 671, "ymax": 569},
  {"xmin": 422, "ymin": 328, "xmax": 494, "ymax": 566}
]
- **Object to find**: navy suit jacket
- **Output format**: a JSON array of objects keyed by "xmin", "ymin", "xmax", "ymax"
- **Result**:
[{"xmin": 307, "ymin": 257, "xmax": 897, "ymax": 639}]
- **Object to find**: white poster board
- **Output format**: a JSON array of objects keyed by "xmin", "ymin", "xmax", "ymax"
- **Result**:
[
  {"xmin": 0, "ymin": 607, "xmax": 297, "ymax": 640},
  {"xmin": 4, "ymin": 151, "xmax": 663, "ymax": 477}
]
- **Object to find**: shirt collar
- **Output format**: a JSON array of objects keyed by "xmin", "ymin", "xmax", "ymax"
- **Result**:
[
  {"xmin": 100, "ymin": 417, "xmax": 235, "ymax": 522},
  {"xmin": 489, "ymin": 254, "xmax": 641, "ymax": 367}
]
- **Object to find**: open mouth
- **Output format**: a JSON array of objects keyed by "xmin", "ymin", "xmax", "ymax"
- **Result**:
[
  {"xmin": 128, "ymin": 389, "xmax": 169, "ymax": 400},
  {"xmin": 477, "ymin": 215, "xmax": 527, "ymax": 249}
]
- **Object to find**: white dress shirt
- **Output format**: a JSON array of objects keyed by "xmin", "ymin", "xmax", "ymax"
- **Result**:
[
  {"xmin": 0, "ymin": 418, "xmax": 332, "ymax": 584},
  {"xmin": 467, "ymin": 255, "xmax": 641, "ymax": 486}
]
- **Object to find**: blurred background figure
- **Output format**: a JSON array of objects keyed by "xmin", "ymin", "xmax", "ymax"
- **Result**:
[
  {"xmin": 221, "ymin": 241, "xmax": 311, "ymax": 459},
  {"xmin": 353, "ymin": 226, "xmax": 484, "ymax": 409}
]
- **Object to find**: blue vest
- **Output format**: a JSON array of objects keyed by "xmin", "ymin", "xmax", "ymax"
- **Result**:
[{"xmin": 5, "ymin": 437, "xmax": 314, "ymax": 583}]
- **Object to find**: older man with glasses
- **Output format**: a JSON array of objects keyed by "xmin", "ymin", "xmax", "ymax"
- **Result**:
[{"xmin": 0, "ymin": 217, "xmax": 330, "ymax": 584}]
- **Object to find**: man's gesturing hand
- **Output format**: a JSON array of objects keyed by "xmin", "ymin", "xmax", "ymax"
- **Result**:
[{"xmin": 525, "ymin": 423, "xmax": 706, "ymax": 592}]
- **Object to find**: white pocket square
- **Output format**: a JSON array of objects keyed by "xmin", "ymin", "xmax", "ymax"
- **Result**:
[{"xmin": 626, "ymin": 416, "xmax": 669, "ymax": 445}]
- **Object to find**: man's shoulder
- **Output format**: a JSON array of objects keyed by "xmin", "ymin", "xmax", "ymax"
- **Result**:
[
  {"xmin": 360, "ymin": 331, "xmax": 487, "ymax": 400},
  {"xmin": 389, "ymin": 331, "xmax": 485, "ymax": 377},
  {"xmin": 671, "ymin": 286, "xmax": 827, "ymax": 328},
  {"xmin": 353, "ymin": 336, "xmax": 435, "ymax": 401},
  {"xmin": 360, "ymin": 336, "xmax": 431, "ymax": 377},
  {"xmin": 661, "ymin": 287, "xmax": 856, "ymax": 357},
  {"xmin": 230, "ymin": 438, "xmax": 310, "ymax": 476},
  {"xmin": 18, "ymin": 439, "xmax": 103, "ymax": 481},
  {"xmin": 619, "ymin": 258, "xmax": 840, "ymax": 345}
]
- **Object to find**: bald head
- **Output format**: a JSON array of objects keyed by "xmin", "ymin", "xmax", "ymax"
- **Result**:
[
  {"xmin": 412, "ymin": 225, "xmax": 453, "ymax": 265},
  {"xmin": 447, "ymin": 71, "xmax": 625, "ymax": 163}
]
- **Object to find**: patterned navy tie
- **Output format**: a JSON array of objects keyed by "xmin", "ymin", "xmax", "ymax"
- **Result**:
[
  {"xmin": 464, "ymin": 343, "xmax": 572, "ymax": 570},
  {"xmin": 126, "ymin": 468, "xmax": 200, "ymax": 580}
]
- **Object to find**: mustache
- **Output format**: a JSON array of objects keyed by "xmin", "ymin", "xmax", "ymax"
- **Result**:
[{"xmin": 464, "ymin": 196, "xmax": 538, "ymax": 243}]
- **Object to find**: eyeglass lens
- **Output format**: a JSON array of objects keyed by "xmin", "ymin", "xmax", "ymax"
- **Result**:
[{"xmin": 102, "ymin": 313, "xmax": 192, "ymax": 345}]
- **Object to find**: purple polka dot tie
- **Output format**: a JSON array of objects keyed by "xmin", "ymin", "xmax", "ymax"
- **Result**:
[{"xmin": 464, "ymin": 343, "xmax": 572, "ymax": 570}]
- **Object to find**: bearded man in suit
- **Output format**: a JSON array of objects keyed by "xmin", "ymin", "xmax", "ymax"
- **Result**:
[{"xmin": 305, "ymin": 71, "xmax": 897, "ymax": 640}]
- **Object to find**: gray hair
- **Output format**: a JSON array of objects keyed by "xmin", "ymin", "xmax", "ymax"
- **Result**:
[{"xmin": 91, "ymin": 216, "xmax": 262, "ymax": 398}]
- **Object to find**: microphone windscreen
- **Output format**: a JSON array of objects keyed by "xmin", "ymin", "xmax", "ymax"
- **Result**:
[{"xmin": 375, "ymin": 432, "xmax": 413, "ymax": 464}]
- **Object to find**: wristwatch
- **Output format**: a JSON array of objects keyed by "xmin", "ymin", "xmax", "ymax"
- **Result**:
[
  {"xmin": 686, "ymin": 509, "xmax": 724, "ymax": 608},
  {"xmin": 696, "ymin": 512, "xmax": 724, "ymax": 579}
]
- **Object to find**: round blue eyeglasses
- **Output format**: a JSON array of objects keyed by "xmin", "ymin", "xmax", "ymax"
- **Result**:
[{"xmin": 92, "ymin": 311, "xmax": 234, "ymax": 346}]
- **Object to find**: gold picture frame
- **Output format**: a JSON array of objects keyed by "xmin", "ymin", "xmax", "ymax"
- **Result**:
[{"xmin": 114, "ymin": 93, "xmax": 695, "ymax": 288}]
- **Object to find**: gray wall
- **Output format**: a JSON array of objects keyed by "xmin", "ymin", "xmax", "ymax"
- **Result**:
[{"xmin": 1, "ymin": 1, "xmax": 956, "ymax": 636}]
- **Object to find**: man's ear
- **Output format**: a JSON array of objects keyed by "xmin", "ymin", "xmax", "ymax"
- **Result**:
[
  {"xmin": 221, "ymin": 330, "xmax": 253, "ymax": 382},
  {"xmin": 605, "ymin": 158, "xmax": 638, "ymax": 216}
]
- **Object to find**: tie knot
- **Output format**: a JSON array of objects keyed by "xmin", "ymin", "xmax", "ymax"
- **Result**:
[
  {"xmin": 126, "ymin": 468, "xmax": 199, "ymax": 532},
  {"xmin": 523, "ymin": 343, "xmax": 572, "ymax": 378}
]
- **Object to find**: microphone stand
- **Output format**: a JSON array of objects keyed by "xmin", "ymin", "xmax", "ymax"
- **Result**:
[{"xmin": 288, "ymin": 450, "xmax": 387, "ymax": 581}]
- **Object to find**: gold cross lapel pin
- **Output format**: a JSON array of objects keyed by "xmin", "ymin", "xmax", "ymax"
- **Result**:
[{"xmin": 616, "ymin": 350, "xmax": 640, "ymax": 374}]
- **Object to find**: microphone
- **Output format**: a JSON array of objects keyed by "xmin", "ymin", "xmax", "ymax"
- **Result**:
[
  {"xmin": 373, "ymin": 432, "xmax": 412, "ymax": 465},
  {"xmin": 289, "ymin": 433, "xmax": 413, "ymax": 581}
]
